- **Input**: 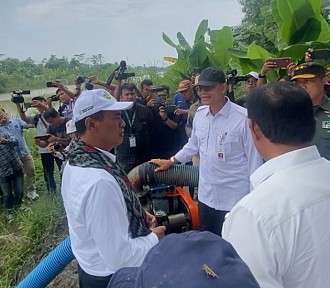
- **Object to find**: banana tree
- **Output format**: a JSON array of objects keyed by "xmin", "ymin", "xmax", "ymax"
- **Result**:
[
  {"xmin": 162, "ymin": 20, "xmax": 234, "ymax": 79},
  {"xmin": 228, "ymin": 0, "xmax": 330, "ymax": 80}
]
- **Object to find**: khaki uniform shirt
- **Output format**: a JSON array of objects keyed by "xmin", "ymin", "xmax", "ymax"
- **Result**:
[{"xmin": 314, "ymin": 96, "xmax": 330, "ymax": 160}]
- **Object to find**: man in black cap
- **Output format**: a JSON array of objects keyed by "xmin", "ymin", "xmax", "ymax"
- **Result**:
[
  {"xmin": 151, "ymin": 67, "xmax": 262, "ymax": 236},
  {"xmin": 291, "ymin": 62, "xmax": 330, "ymax": 160}
]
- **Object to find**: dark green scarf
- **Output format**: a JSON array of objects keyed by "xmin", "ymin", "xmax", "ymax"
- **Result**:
[{"xmin": 67, "ymin": 140, "xmax": 151, "ymax": 238}]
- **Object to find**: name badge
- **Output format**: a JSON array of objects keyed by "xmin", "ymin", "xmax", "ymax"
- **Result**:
[
  {"xmin": 322, "ymin": 121, "xmax": 330, "ymax": 129},
  {"xmin": 217, "ymin": 133, "xmax": 227, "ymax": 162},
  {"xmin": 217, "ymin": 147, "xmax": 226, "ymax": 162},
  {"xmin": 129, "ymin": 136, "xmax": 136, "ymax": 147}
]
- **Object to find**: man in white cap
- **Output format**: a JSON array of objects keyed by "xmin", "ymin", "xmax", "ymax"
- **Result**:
[
  {"xmin": 235, "ymin": 71, "xmax": 259, "ymax": 107},
  {"xmin": 61, "ymin": 89, "xmax": 166, "ymax": 288}
]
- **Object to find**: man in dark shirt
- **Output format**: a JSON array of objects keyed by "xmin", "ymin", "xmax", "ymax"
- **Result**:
[
  {"xmin": 137, "ymin": 79, "xmax": 153, "ymax": 105},
  {"xmin": 115, "ymin": 83, "xmax": 154, "ymax": 173},
  {"xmin": 150, "ymin": 86, "xmax": 181, "ymax": 159}
]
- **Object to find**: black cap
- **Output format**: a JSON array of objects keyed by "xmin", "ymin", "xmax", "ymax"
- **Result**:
[
  {"xmin": 196, "ymin": 67, "xmax": 226, "ymax": 86},
  {"xmin": 32, "ymin": 96, "xmax": 46, "ymax": 101},
  {"xmin": 108, "ymin": 231, "xmax": 261, "ymax": 288},
  {"xmin": 291, "ymin": 62, "xmax": 326, "ymax": 81}
]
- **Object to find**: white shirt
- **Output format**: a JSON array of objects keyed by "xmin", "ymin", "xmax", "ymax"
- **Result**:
[
  {"xmin": 28, "ymin": 113, "xmax": 49, "ymax": 154},
  {"xmin": 222, "ymin": 146, "xmax": 330, "ymax": 288},
  {"xmin": 175, "ymin": 100, "xmax": 262, "ymax": 211},
  {"xmin": 61, "ymin": 150, "xmax": 158, "ymax": 276}
]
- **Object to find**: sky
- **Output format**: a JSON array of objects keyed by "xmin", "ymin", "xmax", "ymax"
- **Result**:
[{"xmin": 0, "ymin": 0, "xmax": 244, "ymax": 67}]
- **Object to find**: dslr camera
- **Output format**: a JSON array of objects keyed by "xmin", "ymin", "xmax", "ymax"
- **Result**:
[
  {"xmin": 226, "ymin": 69, "xmax": 248, "ymax": 85},
  {"xmin": 11, "ymin": 90, "xmax": 31, "ymax": 104},
  {"xmin": 76, "ymin": 75, "xmax": 94, "ymax": 90},
  {"xmin": 53, "ymin": 142, "xmax": 63, "ymax": 151}
]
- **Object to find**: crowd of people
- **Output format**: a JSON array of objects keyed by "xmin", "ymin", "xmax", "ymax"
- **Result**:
[{"xmin": 0, "ymin": 47, "xmax": 330, "ymax": 287}]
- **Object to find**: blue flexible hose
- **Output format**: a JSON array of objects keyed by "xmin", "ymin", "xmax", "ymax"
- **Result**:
[{"xmin": 17, "ymin": 236, "xmax": 74, "ymax": 288}]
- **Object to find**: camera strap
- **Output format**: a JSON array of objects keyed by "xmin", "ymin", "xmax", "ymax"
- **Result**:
[{"xmin": 34, "ymin": 114, "xmax": 48, "ymax": 129}]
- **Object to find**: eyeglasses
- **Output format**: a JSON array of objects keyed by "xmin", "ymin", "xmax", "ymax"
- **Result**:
[{"xmin": 196, "ymin": 85, "xmax": 217, "ymax": 92}]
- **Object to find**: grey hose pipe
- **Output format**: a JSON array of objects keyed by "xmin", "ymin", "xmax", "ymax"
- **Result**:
[{"xmin": 128, "ymin": 162, "xmax": 199, "ymax": 192}]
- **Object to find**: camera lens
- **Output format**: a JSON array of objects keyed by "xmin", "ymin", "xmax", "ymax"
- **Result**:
[{"xmin": 53, "ymin": 143, "xmax": 62, "ymax": 151}]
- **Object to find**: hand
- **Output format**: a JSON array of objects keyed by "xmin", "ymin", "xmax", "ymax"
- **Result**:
[
  {"xmin": 305, "ymin": 48, "xmax": 313, "ymax": 62},
  {"xmin": 89, "ymin": 75, "xmax": 99, "ymax": 84},
  {"xmin": 174, "ymin": 108, "xmax": 187, "ymax": 116},
  {"xmin": 260, "ymin": 59, "xmax": 277, "ymax": 75},
  {"xmin": 30, "ymin": 100, "xmax": 48, "ymax": 111},
  {"xmin": 48, "ymin": 144, "xmax": 55, "ymax": 153},
  {"xmin": 33, "ymin": 138, "xmax": 42, "ymax": 146},
  {"xmin": 287, "ymin": 62, "xmax": 297, "ymax": 77},
  {"xmin": 147, "ymin": 99, "xmax": 156, "ymax": 107},
  {"xmin": 50, "ymin": 80, "xmax": 62, "ymax": 88},
  {"xmin": 48, "ymin": 135, "xmax": 59, "ymax": 143},
  {"xmin": 159, "ymin": 106, "xmax": 167, "ymax": 120},
  {"xmin": 151, "ymin": 226, "xmax": 166, "ymax": 240},
  {"xmin": 150, "ymin": 158, "xmax": 174, "ymax": 172},
  {"xmin": 164, "ymin": 98, "xmax": 171, "ymax": 106},
  {"xmin": 146, "ymin": 211, "xmax": 157, "ymax": 228}
]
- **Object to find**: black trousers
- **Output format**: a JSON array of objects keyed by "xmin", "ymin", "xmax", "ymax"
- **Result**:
[
  {"xmin": 40, "ymin": 153, "xmax": 62, "ymax": 194},
  {"xmin": 78, "ymin": 264, "xmax": 112, "ymax": 288},
  {"xmin": 198, "ymin": 200, "xmax": 229, "ymax": 237}
]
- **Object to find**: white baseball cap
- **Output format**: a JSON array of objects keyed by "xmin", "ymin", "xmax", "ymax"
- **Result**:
[
  {"xmin": 66, "ymin": 119, "xmax": 76, "ymax": 134},
  {"xmin": 247, "ymin": 71, "xmax": 259, "ymax": 79},
  {"xmin": 73, "ymin": 89, "xmax": 133, "ymax": 122}
]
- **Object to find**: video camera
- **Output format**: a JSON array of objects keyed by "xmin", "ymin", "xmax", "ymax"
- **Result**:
[
  {"xmin": 11, "ymin": 90, "xmax": 31, "ymax": 104},
  {"xmin": 226, "ymin": 69, "xmax": 248, "ymax": 85},
  {"xmin": 106, "ymin": 61, "xmax": 135, "ymax": 85}
]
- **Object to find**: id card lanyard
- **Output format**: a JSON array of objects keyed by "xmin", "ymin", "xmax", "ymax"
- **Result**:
[
  {"xmin": 124, "ymin": 110, "xmax": 137, "ymax": 147},
  {"xmin": 217, "ymin": 132, "xmax": 227, "ymax": 162}
]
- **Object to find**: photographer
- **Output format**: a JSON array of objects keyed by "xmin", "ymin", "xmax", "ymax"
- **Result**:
[
  {"xmin": 149, "ymin": 86, "xmax": 181, "ymax": 159},
  {"xmin": 232, "ymin": 71, "xmax": 259, "ymax": 107},
  {"xmin": 115, "ymin": 83, "xmax": 154, "ymax": 173},
  {"xmin": 0, "ymin": 108, "xmax": 38, "ymax": 201},
  {"xmin": 48, "ymin": 119, "xmax": 77, "ymax": 162},
  {"xmin": 47, "ymin": 88, "xmax": 74, "ymax": 118},
  {"xmin": 35, "ymin": 109, "xmax": 71, "ymax": 185},
  {"xmin": 174, "ymin": 80, "xmax": 196, "ymax": 147},
  {"xmin": 16, "ymin": 96, "xmax": 60, "ymax": 194},
  {"xmin": 140, "ymin": 79, "xmax": 154, "ymax": 105}
]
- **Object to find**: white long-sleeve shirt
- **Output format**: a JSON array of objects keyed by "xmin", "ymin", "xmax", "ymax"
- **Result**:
[
  {"xmin": 61, "ymin": 150, "xmax": 158, "ymax": 276},
  {"xmin": 175, "ymin": 100, "xmax": 263, "ymax": 211},
  {"xmin": 223, "ymin": 146, "xmax": 330, "ymax": 288}
]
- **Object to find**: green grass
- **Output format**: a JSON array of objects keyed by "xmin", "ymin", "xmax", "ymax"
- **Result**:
[{"xmin": 0, "ymin": 129, "xmax": 67, "ymax": 287}]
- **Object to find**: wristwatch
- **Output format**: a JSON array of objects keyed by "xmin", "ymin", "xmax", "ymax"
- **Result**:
[
  {"xmin": 170, "ymin": 156, "xmax": 176, "ymax": 163},
  {"xmin": 258, "ymin": 74, "xmax": 266, "ymax": 78}
]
